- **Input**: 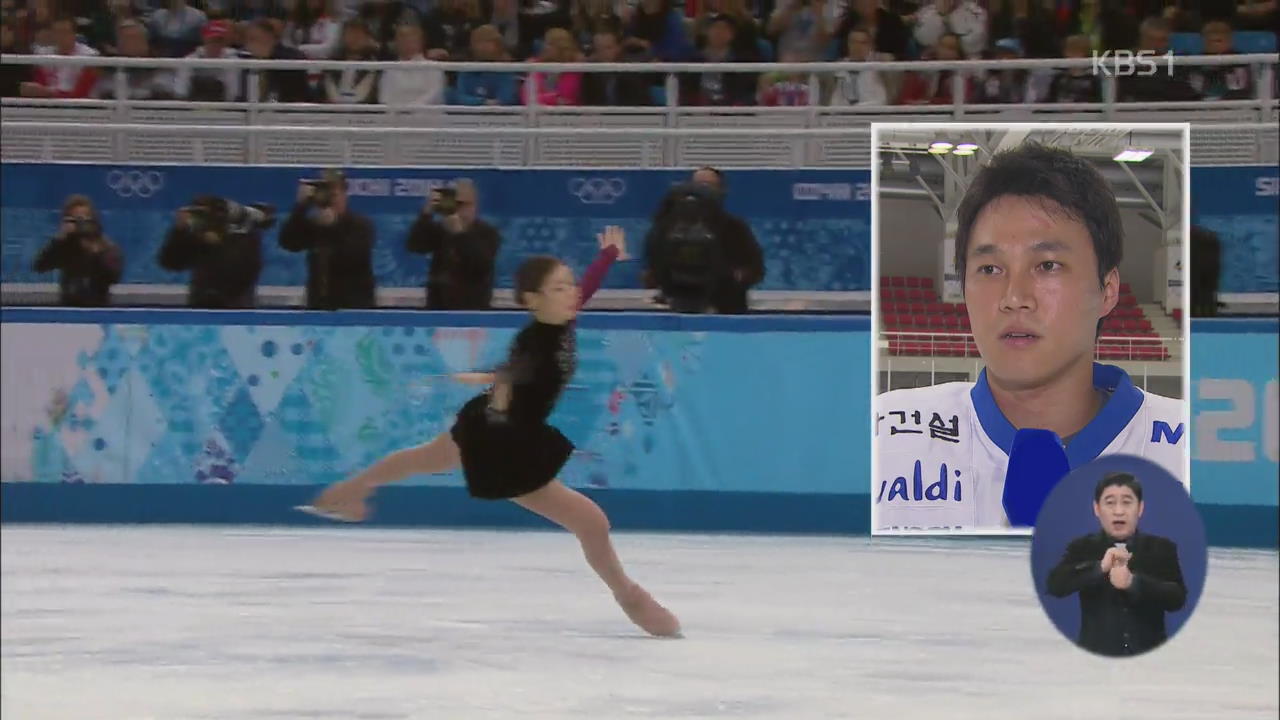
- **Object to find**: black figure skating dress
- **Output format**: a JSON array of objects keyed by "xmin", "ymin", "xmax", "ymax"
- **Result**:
[{"xmin": 449, "ymin": 245, "xmax": 619, "ymax": 499}]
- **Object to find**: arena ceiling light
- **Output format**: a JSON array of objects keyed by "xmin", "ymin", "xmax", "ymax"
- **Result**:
[
  {"xmin": 1113, "ymin": 147, "xmax": 1155, "ymax": 162},
  {"xmin": 953, "ymin": 143, "xmax": 978, "ymax": 156},
  {"xmin": 928, "ymin": 141, "xmax": 953, "ymax": 154}
]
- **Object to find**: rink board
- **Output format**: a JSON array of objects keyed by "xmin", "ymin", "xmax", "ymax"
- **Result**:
[{"xmin": 1, "ymin": 310, "xmax": 1276, "ymax": 548}]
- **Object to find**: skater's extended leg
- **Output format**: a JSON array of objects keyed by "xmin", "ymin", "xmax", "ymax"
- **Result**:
[
  {"xmin": 512, "ymin": 480, "xmax": 631, "ymax": 593},
  {"xmin": 513, "ymin": 480, "xmax": 681, "ymax": 637},
  {"xmin": 309, "ymin": 433, "xmax": 461, "ymax": 520}
]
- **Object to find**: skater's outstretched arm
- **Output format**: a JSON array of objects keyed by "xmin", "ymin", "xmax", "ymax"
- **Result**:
[
  {"xmin": 454, "ymin": 372, "xmax": 496, "ymax": 385},
  {"xmin": 578, "ymin": 226, "xmax": 627, "ymax": 310}
]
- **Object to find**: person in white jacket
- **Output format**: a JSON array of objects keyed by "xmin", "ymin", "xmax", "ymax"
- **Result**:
[
  {"xmin": 912, "ymin": 0, "xmax": 987, "ymax": 60},
  {"xmin": 829, "ymin": 26, "xmax": 891, "ymax": 106},
  {"xmin": 380, "ymin": 22, "xmax": 447, "ymax": 106}
]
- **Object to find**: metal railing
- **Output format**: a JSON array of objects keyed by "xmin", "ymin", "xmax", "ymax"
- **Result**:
[
  {"xmin": 4, "ymin": 52, "xmax": 1275, "ymax": 166},
  {"xmin": 3, "ymin": 51, "xmax": 1275, "ymax": 115},
  {"xmin": 882, "ymin": 330, "xmax": 1179, "ymax": 362},
  {"xmin": 2, "ymin": 116, "xmax": 1274, "ymax": 167}
]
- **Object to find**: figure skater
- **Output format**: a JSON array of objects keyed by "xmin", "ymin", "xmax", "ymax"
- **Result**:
[{"xmin": 303, "ymin": 226, "xmax": 682, "ymax": 638}]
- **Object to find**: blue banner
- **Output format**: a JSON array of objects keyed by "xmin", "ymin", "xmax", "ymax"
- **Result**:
[
  {"xmin": 0, "ymin": 309, "xmax": 870, "ymax": 496},
  {"xmin": 1189, "ymin": 318, "xmax": 1279, "ymax": 509},
  {"xmin": 0, "ymin": 164, "xmax": 871, "ymax": 292},
  {"xmin": 1190, "ymin": 166, "xmax": 1280, "ymax": 294}
]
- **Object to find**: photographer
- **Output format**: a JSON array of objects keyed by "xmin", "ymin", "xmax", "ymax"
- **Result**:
[
  {"xmin": 158, "ymin": 196, "xmax": 271, "ymax": 309},
  {"xmin": 644, "ymin": 167, "xmax": 764, "ymax": 314},
  {"xmin": 405, "ymin": 179, "xmax": 501, "ymax": 310},
  {"xmin": 279, "ymin": 170, "xmax": 377, "ymax": 310},
  {"xmin": 33, "ymin": 195, "xmax": 124, "ymax": 307}
]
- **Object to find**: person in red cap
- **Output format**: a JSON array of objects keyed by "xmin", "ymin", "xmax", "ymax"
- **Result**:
[{"xmin": 175, "ymin": 19, "xmax": 242, "ymax": 101}]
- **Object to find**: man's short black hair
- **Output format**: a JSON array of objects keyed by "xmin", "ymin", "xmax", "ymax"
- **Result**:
[
  {"xmin": 954, "ymin": 142, "xmax": 1124, "ymax": 292},
  {"xmin": 1094, "ymin": 472, "xmax": 1143, "ymax": 503}
]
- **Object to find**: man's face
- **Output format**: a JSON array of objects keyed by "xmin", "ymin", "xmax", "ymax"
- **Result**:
[
  {"xmin": 53, "ymin": 20, "xmax": 76, "ymax": 53},
  {"xmin": 1203, "ymin": 31, "xmax": 1231, "ymax": 55},
  {"xmin": 118, "ymin": 24, "xmax": 149, "ymax": 57},
  {"xmin": 592, "ymin": 33, "xmax": 620, "ymax": 61},
  {"xmin": 67, "ymin": 204, "xmax": 93, "ymax": 222},
  {"xmin": 395, "ymin": 25, "xmax": 422, "ymax": 58},
  {"xmin": 935, "ymin": 35, "xmax": 961, "ymax": 60},
  {"xmin": 707, "ymin": 21, "xmax": 734, "ymax": 51},
  {"xmin": 454, "ymin": 184, "xmax": 478, "ymax": 225},
  {"xmin": 964, "ymin": 195, "xmax": 1117, "ymax": 391},
  {"xmin": 848, "ymin": 30, "xmax": 871, "ymax": 60},
  {"xmin": 1093, "ymin": 484, "xmax": 1142, "ymax": 540},
  {"xmin": 245, "ymin": 26, "xmax": 275, "ymax": 58},
  {"xmin": 471, "ymin": 35, "xmax": 500, "ymax": 60},
  {"xmin": 343, "ymin": 26, "xmax": 369, "ymax": 54},
  {"xmin": 691, "ymin": 169, "xmax": 721, "ymax": 191},
  {"xmin": 204, "ymin": 33, "xmax": 227, "ymax": 55},
  {"xmin": 1140, "ymin": 27, "xmax": 1169, "ymax": 53}
]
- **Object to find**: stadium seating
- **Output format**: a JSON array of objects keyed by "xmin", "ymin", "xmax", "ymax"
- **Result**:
[{"xmin": 880, "ymin": 275, "xmax": 1173, "ymax": 360}]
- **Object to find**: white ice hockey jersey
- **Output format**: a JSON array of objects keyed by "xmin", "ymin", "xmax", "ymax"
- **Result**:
[{"xmin": 873, "ymin": 363, "xmax": 1187, "ymax": 535}]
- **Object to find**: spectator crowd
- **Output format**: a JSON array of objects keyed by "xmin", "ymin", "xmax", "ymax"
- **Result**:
[{"xmin": 1, "ymin": 0, "xmax": 1274, "ymax": 106}]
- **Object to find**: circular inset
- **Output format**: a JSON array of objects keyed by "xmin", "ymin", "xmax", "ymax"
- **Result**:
[{"xmin": 1030, "ymin": 454, "xmax": 1206, "ymax": 658}]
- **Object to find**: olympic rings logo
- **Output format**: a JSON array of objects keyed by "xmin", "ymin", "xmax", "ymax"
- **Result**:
[
  {"xmin": 106, "ymin": 169, "xmax": 165, "ymax": 198},
  {"xmin": 569, "ymin": 177, "xmax": 626, "ymax": 205}
]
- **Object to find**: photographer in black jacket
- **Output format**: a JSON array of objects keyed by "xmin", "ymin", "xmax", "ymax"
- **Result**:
[
  {"xmin": 159, "ymin": 196, "xmax": 272, "ymax": 309},
  {"xmin": 279, "ymin": 169, "xmax": 377, "ymax": 310},
  {"xmin": 644, "ymin": 167, "xmax": 764, "ymax": 314},
  {"xmin": 405, "ymin": 179, "xmax": 502, "ymax": 310},
  {"xmin": 33, "ymin": 195, "xmax": 124, "ymax": 307}
]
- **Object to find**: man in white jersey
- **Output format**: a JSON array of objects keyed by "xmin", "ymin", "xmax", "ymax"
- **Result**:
[{"xmin": 874, "ymin": 143, "xmax": 1187, "ymax": 534}]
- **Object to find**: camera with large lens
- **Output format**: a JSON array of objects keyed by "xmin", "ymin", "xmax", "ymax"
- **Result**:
[
  {"xmin": 300, "ymin": 168, "xmax": 346, "ymax": 210},
  {"xmin": 434, "ymin": 186, "xmax": 459, "ymax": 215},
  {"xmin": 655, "ymin": 182, "xmax": 725, "ymax": 313},
  {"xmin": 182, "ymin": 195, "xmax": 276, "ymax": 239},
  {"xmin": 62, "ymin": 216, "xmax": 100, "ymax": 239}
]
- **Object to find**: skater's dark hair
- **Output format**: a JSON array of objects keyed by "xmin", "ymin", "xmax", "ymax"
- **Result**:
[
  {"xmin": 955, "ymin": 142, "xmax": 1123, "ymax": 290},
  {"xmin": 514, "ymin": 255, "xmax": 565, "ymax": 306},
  {"xmin": 1094, "ymin": 472, "xmax": 1143, "ymax": 503}
]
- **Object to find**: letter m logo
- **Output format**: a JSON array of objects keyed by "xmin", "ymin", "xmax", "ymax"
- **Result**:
[{"xmin": 1151, "ymin": 421, "xmax": 1185, "ymax": 445}]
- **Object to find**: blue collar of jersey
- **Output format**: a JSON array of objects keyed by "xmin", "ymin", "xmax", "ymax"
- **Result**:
[{"xmin": 971, "ymin": 362, "xmax": 1144, "ymax": 468}]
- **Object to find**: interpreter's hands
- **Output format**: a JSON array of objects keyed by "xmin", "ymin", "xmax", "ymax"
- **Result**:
[
  {"xmin": 598, "ymin": 225, "xmax": 628, "ymax": 259},
  {"xmin": 1100, "ymin": 546, "xmax": 1122, "ymax": 573},
  {"xmin": 1109, "ymin": 562, "xmax": 1134, "ymax": 590}
]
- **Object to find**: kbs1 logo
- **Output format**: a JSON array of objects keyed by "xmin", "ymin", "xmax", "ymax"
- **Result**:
[{"xmin": 1091, "ymin": 50, "xmax": 1175, "ymax": 77}]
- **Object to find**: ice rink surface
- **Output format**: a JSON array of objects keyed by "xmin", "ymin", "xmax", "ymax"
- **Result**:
[{"xmin": 2, "ymin": 526, "xmax": 1277, "ymax": 720}]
